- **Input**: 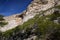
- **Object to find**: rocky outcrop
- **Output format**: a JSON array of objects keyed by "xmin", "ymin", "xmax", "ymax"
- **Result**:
[{"xmin": 0, "ymin": 0, "xmax": 60, "ymax": 32}]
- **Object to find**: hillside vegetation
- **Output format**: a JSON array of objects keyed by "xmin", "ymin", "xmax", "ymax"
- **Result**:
[
  {"xmin": 0, "ymin": 15, "xmax": 8, "ymax": 27},
  {"xmin": 0, "ymin": 5, "xmax": 60, "ymax": 40}
]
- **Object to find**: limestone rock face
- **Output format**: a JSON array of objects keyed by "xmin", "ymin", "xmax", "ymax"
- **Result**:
[
  {"xmin": 4, "ymin": 0, "xmax": 60, "ymax": 22},
  {"xmin": 0, "ymin": 0, "xmax": 60, "ymax": 32}
]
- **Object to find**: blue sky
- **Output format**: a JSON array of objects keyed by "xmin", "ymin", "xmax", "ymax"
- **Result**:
[{"xmin": 0, "ymin": 0, "xmax": 32, "ymax": 16}]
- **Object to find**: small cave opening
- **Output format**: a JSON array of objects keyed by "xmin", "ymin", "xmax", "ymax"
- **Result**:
[{"xmin": 16, "ymin": 14, "xmax": 24, "ymax": 19}]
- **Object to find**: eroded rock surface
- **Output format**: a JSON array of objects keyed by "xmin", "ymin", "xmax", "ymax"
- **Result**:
[{"xmin": 0, "ymin": 0, "xmax": 60, "ymax": 32}]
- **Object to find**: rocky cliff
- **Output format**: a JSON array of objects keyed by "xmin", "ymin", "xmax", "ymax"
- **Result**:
[
  {"xmin": 0, "ymin": 0, "xmax": 60, "ymax": 40},
  {"xmin": 0, "ymin": 0, "xmax": 60, "ymax": 32}
]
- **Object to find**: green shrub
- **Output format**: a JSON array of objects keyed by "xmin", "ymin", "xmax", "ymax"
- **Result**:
[
  {"xmin": 0, "ymin": 22, "xmax": 8, "ymax": 27},
  {"xmin": 0, "ymin": 15, "xmax": 4, "ymax": 21}
]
